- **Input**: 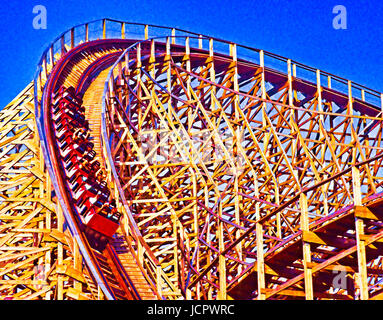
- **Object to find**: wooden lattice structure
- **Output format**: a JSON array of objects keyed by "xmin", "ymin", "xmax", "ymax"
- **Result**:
[
  {"xmin": 0, "ymin": 83, "xmax": 100, "ymax": 300},
  {"xmin": 1, "ymin": 19, "xmax": 383, "ymax": 300}
]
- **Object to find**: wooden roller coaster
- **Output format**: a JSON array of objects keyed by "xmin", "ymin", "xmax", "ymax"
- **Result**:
[{"xmin": 0, "ymin": 18, "xmax": 383, "ymax": 300}]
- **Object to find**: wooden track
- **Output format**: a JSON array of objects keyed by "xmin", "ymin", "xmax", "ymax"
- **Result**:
[
  {"xmin": 82, "ymin": 68, "xmax": 110, "ymax": 159},
  {"xmin": 82, "ymin": 66, "xmax": 156, "ymax": 299},
  {"xmin": 37, "ymin": 39, "xmax": 160, "ymax": 300}
]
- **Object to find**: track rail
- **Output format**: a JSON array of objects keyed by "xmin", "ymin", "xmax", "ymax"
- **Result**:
[{"xmin": 37, "ymin": 38, "xmax": 160, "ymax": 299}]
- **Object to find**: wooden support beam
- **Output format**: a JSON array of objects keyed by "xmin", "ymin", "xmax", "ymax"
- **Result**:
[
  {"xmin": 102, "ymin": 19, "xmax": 106, "ymax": 39},
  {"xmin": 300, "ymin": 193, "xmax": 313, "ymax": 300},
  {"xmin": 352, "ymin": 167, "xmax": 369, "ymax": 300},
  {"xmin": 144, "ymin": 24, "xmax": 148, "ymax": 40},
  {"xmin": 381, "ymin": 93, "xmax": 383, "ymax": 115},
  {"xmin": 85, "ymin": 23, "xmax": 89, "ymax": 42},
  {"xmin": 70, "ymin": 28, "xmax": 74, "ymax": 49},
  {"xmin": 121, "ymin": 22, "xmax": 125, "ymax": 39},
  {"xmin": 255, "ymin": 180, "xmax": 266, "ymax": 300}
]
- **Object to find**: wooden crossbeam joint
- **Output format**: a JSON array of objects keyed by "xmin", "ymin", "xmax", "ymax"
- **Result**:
[
  {"xmin": 354, "ymin": 205, "xmax": 379, "ymax": 220},
  {"xmin": 253, "ymin": 263, "xmax": 278, "ymax": 276},
  {"xmin": 43, "ymin": 229, "xmax": 67, "ymax": 244},
  {"xmin": 66, "ymin": 287, "xmax": 91, "ymax": 300},
  {"xmin": 56, "ymin": 264, "xmax": 86, "ymax": 284},
  {"xmin": 302, "ymin": 230, "xmax": 326, "ymax": 245}
]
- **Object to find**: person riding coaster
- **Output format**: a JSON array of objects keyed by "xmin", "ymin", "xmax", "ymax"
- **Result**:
[{"xmin": 52, "ymin": 85, "xmax": 122, "ymax": 241}]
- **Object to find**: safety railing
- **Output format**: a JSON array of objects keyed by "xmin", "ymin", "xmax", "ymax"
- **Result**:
[
  {"xmin": 34, "ymin": 19, "xmax": 200, "ymax": 126},
  {"xmin": 34, "ymin": 18, "xmax": 383, "ymax": 126}
]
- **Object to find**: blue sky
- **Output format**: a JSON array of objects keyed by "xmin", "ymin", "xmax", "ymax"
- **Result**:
[{"xmin": 0, "ymin": 0, "xmax": 382, "ymax": 107}]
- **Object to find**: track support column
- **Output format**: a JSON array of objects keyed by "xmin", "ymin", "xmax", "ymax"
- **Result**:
[
  {"xmin": 352, "ymin": 167, "xmax": 369, "ymax": 300},
  {"xmin": 300, "ymin": 193, "xmax": 314, "ymax": 300},
  {"xmin": 255, "ymin": 179, "xmax": 266, "ymax": 300}
]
